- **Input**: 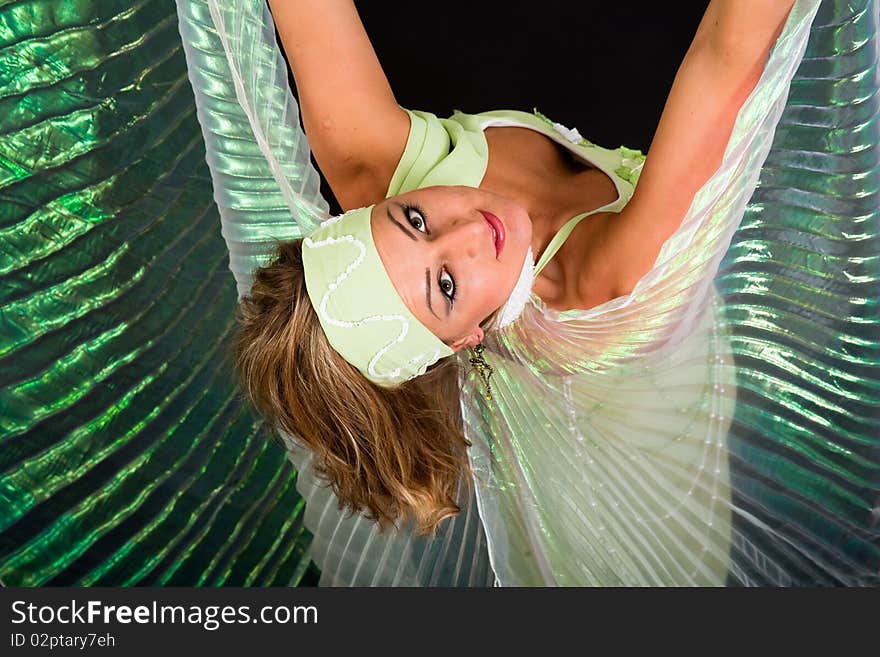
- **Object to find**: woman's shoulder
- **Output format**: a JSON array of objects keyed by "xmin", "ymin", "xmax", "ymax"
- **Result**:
[
  {"xmin": 327, "ymin": 107, "xmax": 411, "ymax": 211},
  {"xmin": 534, "ymin": 209, "xmax": 629, "ymax": 312}
]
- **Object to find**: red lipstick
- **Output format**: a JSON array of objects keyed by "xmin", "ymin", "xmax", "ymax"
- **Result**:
[{"xmin": 479, "ymin": 210, "xmax": 506, "ymax": 258}]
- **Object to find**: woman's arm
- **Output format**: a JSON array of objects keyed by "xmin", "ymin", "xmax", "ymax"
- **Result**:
[
  {"xmin": 268, "ymin": 0, "xmax": 409, "ymax": 209},
  {"xmin": 606, "ymin": 0, "xmax": 796, "ymax": 297}
]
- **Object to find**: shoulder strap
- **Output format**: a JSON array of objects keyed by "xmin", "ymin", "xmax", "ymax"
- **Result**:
[
  {"xmin": 534, "ymin": 202, "xmax": 621, "ymax": 276},
  {"xmin": 450, "ymin": 109, "xmax": 640, "ymax": 276}
]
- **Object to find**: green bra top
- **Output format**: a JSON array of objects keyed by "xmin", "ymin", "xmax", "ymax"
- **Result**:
[{"xmin": 386, "ymin": 107, "xmax": 646, "ymax": 275}]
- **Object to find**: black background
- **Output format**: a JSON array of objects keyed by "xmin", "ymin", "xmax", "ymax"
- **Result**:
[{"xmin": 310, "ymin": 2, "xmax": 710, "ymax": 211}]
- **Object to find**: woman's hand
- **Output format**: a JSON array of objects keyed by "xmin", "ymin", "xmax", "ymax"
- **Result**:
[
  {"xmin": 269, "ymin": 0, "xmax": 410, "ymax": 209},
  {"xmin": 606, "ymin": 0, "xmax": 797, "ymax": 297}
]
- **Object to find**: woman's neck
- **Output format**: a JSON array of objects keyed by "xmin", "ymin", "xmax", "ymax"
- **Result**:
[
  {"xmin": 481, "ymin": 127, "xmax": 586, "ymax": 259},
  {"xmin": 481, "ymin": 126, "xmax": 622, "ymax": 311}
]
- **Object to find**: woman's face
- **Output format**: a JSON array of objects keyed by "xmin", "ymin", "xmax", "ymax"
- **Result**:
[{"xmin": 371, "ymin": 185, "xmax": 532, "ymax": 350}]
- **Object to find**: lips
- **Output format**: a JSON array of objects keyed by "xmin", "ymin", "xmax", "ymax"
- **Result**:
[{"xmin": 479, "ymin": 210, "xmax": 506, "ymax": 258}]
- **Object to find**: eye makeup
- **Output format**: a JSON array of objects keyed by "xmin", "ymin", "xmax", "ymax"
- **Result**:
[{"xmin": 390, "ymin": 201, "xmax": 457, "ymax": 316}]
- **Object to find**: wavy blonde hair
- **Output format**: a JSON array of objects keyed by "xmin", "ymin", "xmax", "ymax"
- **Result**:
[{"xmin": 234, "ymin": 239, "xmax": 472, "ymax": 535}]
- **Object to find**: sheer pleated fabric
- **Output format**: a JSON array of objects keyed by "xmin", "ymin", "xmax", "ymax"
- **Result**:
[
  {"xmin": 175, "ymin": 0, "xmax": 327, "ymax": 299},
  {"xmin": 175, "ymin": 0, "xmax": 494, "ymax": 586},
  {"xmin": 177, "ymin": 0, "xmax": 880, "ymax": 586},
  {"xmin": 462, "ymin": 0, "xmax": 880, "ymax": 585}
]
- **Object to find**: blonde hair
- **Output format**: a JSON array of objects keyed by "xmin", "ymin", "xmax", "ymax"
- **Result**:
[{"xmin": 234, "ymin": 239, "xmax": 472, "ymax": 535}]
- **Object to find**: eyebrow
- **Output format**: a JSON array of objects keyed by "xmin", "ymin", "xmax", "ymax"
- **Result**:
[
  {"xmin": 386, "ymin": 206, "xmax": 416, "ymax": 241},
  {"xmin": 384, "ymin": 205, "xmax": 440, "ymax": 321},
  {"xmin": 425, "ymin": 268, "xmax": 440, "ymax": 320}
]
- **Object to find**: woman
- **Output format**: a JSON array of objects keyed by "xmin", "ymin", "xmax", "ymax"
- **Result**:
[{"xmin": 177, "ymin": 0, "xmax": 879, "ymax": 585}]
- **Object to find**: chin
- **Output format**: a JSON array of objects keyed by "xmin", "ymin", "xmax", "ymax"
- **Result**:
[{"xmin": 508, "ymin": 200, "xmax": 532, "ymax": 232}]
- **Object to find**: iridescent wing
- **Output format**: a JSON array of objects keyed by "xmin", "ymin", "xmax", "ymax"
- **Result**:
[
  {"xmin": 0, "ymin": 0, "xmax": 316, "ymax": 585},
  {"xmin": 464, "ymin": 0, "xmax": 880, "ymax": 585}
]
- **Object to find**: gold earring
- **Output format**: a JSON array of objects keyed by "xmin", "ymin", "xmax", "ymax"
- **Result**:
[{"xmin": 468, "ymin": 343, "xmax": 494, "ymax": 401}]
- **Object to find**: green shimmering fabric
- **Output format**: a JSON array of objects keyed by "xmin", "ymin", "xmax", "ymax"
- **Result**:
[
  {"xmin": 179, "ymin": 0, "xmax": 878, "ymax": 586},
  {"xmin": 716, "ymin": 2, "xmax": 880, "ymax": 584},
  {"xmin": 0, "ymin": 0, "xmax": 316, "ymax": 585}
]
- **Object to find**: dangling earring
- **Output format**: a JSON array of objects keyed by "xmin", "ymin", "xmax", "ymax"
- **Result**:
[{"xmin": 469, "ymin": 343, "xmax": 494, "ymax": 401}]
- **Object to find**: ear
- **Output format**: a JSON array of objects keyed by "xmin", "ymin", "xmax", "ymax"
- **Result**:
[{"xmin": 450, "ymin": 326, "xmax": 485, "ymax": 352}]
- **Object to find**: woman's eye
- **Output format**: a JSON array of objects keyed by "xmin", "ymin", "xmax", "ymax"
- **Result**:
[
  {"xmin": 439, "ymin": 269, "xmax": 455, "ymax": 301},
  {"xmin": 405, "ymin": 206, "xmax": 427, "ymax": 233}
]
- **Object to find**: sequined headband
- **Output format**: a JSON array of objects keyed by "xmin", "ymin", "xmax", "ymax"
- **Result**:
[{"xmin": 301, "ymin": 205, "xmax": 455, "ymax": 387}]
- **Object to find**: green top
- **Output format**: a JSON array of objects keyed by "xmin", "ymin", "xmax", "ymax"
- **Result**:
[{"xmin": 386, "ymin": 108, "xmax": 646, "ymax": 275}]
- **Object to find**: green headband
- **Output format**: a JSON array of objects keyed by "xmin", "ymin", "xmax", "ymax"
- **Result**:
[{"xmin": 301, "ymin": 206, "xmax": 455, "ymax": 387}]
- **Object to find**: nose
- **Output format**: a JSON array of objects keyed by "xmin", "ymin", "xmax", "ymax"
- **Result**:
[{"xmin": 432, "ymin": 216, "xmax": 487, "ymax": 258}]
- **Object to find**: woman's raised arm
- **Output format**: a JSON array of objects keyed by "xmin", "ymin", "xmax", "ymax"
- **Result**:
[
  {"xmin": 268, "ymin": 0, "xmax": 410, "ymax": 209},
  {"xmin": 607, "ymin": 0, "xmax": 797, "ymax": 297}
]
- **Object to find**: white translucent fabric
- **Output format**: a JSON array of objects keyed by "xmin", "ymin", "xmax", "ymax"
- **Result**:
[
  {"xmin": 459, "ymin": 2, "xmax": 820, "ymax": 585},
  {"xmin": 176, "ymin": 0, "xmax": 328, "ymax": 300},
  {"xmin": 175, "ymin": 0, "xmax": 493, "ymax": 586},
  {"xmin": 461, "ymin": 1, "xmax": 880, "ymax": 585}
]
